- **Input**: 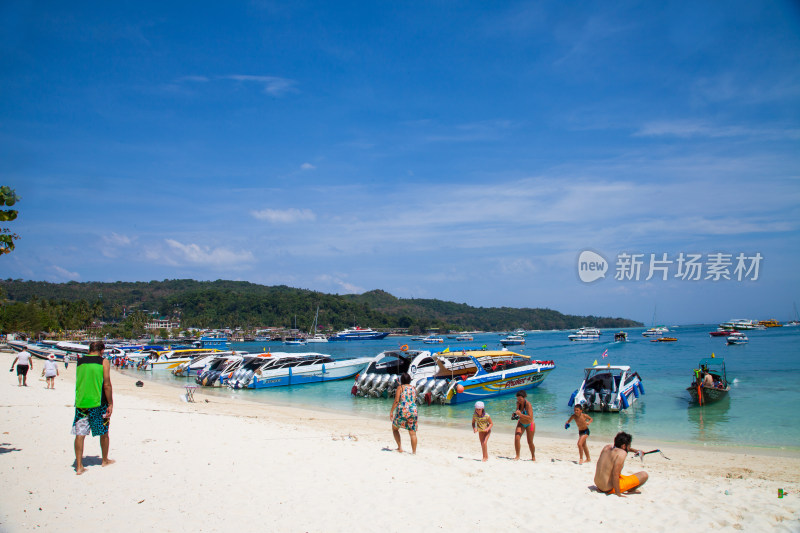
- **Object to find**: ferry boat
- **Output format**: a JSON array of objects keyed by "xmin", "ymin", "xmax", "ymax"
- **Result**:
[
  {"xmin": 421, "ymin": 335, "xmax": 445, "ymax": 344},
  {"xmin": 642, "ymin": 326, "xmax": 669, "ymax": 337},
  {"xmin": 719, "ymin": 319, "xmax": 757, "ymax": 330},
  {"xmin": 568, "ymin": 365, "xmax": 644, "ymax": 413},
  {"xmin": 499, "ymin": 334, "xmax": 526, "ymax": 346},
  {"xmin": 227, "ymin": 352, "xmax": 372, "ymax": 389},
  {"xmin": 568, "ymin": 327, "xmax": 601, "ymax": 341},
  {"xmin": 328, "ymin": 326, "xmax": 389, "ymax": 341}
]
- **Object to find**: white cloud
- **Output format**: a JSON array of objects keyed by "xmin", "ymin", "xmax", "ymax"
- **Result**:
[
  {"xmin": 49, "ymin": 265, "xmax": 80, "ymax": 281},
  {"xmin": 251, "ymin": 208, "xmax": 316, "ymax": 223},
  {"xmin": 221, "ymin": 75, "xmax": 296, "ymax": 96},
  {"xmin": 635, "ymin": 120, "xmax": 800, "ymax": 140},
  {"xmin": 103, "ymin": 232, "xmax": 132, "ymax": 246},
  {"xmin": 314, "ymin": 274, "xmax": 364, "ymax": 294},
  {"xmin": 176, "ymin": 74, "xmax": 297, "ymax": 96},
  {"xmin": 300, "ymin": 163, "xmax": 316, "ymax": 170},
  {"xmin": 147, "ymin": 239, "xmax": 255, "ymax": 267}
]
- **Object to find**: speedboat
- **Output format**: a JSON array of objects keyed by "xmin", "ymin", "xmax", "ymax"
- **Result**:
[
  {"xmin": 196, "ymin": 355, "xmax": 248, "ymax": 387},
  {"xmin": 500, "ymin": 335, "xmax": 525, "ymax": 346},
  {"xmin": 568, "ymin": 327, "xmax": 600, "ymax": 341},
  {"xmin": 455, "ymin": 334, "xmax": 473, "ymax": 341},
  {"xmin": 568, "ymin": 365, "xmax": 644, "ymax": 413},
  {"xmin": 614, "ymin": 331, "xmax": 628, "ymax": 342},
  {"xmin": 687, "ymin": 356, "xmax": 730, "ymax": 405},
  {"xmin": 352, "ymin": 349, "xmax": 441, "ymax": 398},
  {"xmin": 726, "ymin": 331, "xmax": 748, "ymax": 345},
  {"xmin": 284, "ymin": 337, "xmax": 307, "ymax": 345},
  {"xmin": 172, "ymin": 352, "xmax": 240, "ymax": 378},
  {"xmin": 651, "ymin": 337, "xmax": 678, "ymax": 342},
  {"xmin": 227, "ymin": 352, "xmax": 372, "ymax": 389},
  {"xmin": 305, "ymin": 334, "xmax": 328, "ymax": 343},
  {"xmin": 418, "ymin": 351, "xmax": 555, "ymax": 405},
  {"xmin": 421, "ymin": 335, "xmax": 444, "ymax": 344},
  {"xmin": 709, "ymin": 328, "xmax": 735, "ymax": 337},
  {"xmin": 8, "ymin": 340, "xmax": 71, "ymax": 361},
  {"xmin": 133, "ymin": 348, "xmax": 224, "ymax": 370},
  {"xmin": 327, "ymin": 326, "xmax": 389, "ymax": 341},
  {"xmin": 642, "ymin": 326, "xmax": 668, "ymax": 337}
]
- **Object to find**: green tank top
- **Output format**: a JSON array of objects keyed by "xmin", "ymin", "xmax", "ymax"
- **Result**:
[{"xmin": 75, "ymin": 355, "xmax": 105, "ymax": 408}]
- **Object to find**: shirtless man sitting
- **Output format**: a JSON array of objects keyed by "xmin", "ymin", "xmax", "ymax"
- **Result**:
[{"xmin": 594, "ymin": 432, "xmax": 648, "ymax": 497}]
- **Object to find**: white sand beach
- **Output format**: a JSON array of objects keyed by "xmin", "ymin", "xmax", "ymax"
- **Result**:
[{"xmin": 1, "ymin": 351, "xmax": 798, "ymax": 533}]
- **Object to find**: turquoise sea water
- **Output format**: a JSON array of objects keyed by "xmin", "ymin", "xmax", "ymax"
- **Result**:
[{"xmin": 131, "ymin": 325, "xmax": 800, "ymax": 451}]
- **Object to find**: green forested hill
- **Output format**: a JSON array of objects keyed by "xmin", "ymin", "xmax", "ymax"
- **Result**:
[{"xmin": 0, "ymin": 279, "xmax": 641, "ymax": 333}]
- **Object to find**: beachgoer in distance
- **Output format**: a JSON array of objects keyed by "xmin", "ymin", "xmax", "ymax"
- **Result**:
[
  {"xmin": 565, "ymin": 404, "xmax": 593, "ymax": 464},
  {"xmin": 9, "ymin": 348, "xmax": 33, "ymax": 386},
  {"xmin": 42, "ymin": 354, "xmax": 60, "ymax": 389},
  {"xmin": 513, "ymin": 390, "xmax": 535, "ymax": 461},
  {"xmin": 390, "ymin": 372, "xmax": 418, "ymax": 454},
  {"xmin": 594, "ymin": 431, "xmax": 648, "ymax": 497},
  {"xmin": 71, "ymin": 341, "xmax": 114, "ymax": 475},
  {"xmin": 472, "ymin": 401, "xmax": 493, "ymax": 462}
]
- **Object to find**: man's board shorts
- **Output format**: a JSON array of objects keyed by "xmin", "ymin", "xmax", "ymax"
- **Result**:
[
  {"xmin": 16, "ymin": 365, "xmax": 29, "ymax": 376},
  {"xmin": 70, "ymin": 405, "xmax": 110, "ymax": 437},
  {"xmin": 608, "ymin": 474, "xmax": 641, "ymax": 494}
]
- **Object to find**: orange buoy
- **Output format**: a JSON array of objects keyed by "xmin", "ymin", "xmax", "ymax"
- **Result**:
[{"xmin": 456, "ymin": 384, "xmax": 465, "ymax": 394}]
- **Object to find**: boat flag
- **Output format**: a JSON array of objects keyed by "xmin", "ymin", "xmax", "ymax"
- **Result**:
[
  {"xmin": 711, "ymin": 353, "xmax": 715, "ymax": 358},
  {"xmin": 602, "ymin": 349, "xmax": 608, "ymax": 358},
  {"xmin": 442, "ymin": 347, "xmax": 450, "ymax": 353},
  {"xmin": 593, "ymin": 359, "xmax": 598, "ymax": 366}
]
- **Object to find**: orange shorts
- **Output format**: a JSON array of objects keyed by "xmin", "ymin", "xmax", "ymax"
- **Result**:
[{"xmin": 609, "ymin": 474, "xmax": 641, "ymax": 494}]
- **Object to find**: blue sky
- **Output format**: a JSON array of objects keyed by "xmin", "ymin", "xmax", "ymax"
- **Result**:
[{"xmin": 2, "ymin": 1, "xmax": 799, "ymax": 325}]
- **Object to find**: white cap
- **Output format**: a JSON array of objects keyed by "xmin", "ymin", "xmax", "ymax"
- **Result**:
[{"xmin": 475, "ymin": 401, "xmax": 485, "ymax": 410}]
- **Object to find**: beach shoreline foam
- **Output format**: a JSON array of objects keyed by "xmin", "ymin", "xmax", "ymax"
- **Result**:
[{"xmin": 1, "ymin": 352, "xmax": 799, "ymax": 532}]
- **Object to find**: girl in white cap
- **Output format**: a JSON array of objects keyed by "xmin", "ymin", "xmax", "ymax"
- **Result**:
[
  {"xmin": 42, "ymin": 354, "xmax": 59, "ymax": 389},
  {"xmin": 472, "ymin": 401, "xmax": 493, "ymax": 461}
]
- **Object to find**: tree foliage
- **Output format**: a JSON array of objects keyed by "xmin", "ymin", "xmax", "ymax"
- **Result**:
[
  {"xmin": 0, "ymin": 186, "xmax": 20, "ymax": 255},
  {"xmin": 0, "ymin": 279, "xmax": 642, "ymax": 334}
]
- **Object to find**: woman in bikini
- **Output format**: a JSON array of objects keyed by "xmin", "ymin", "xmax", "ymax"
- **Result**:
[{"xmin": 513, "ymin": 390, "xmax": 535, "ymax": 461}]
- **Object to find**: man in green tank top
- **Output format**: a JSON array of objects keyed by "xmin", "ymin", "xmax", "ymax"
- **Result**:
[{"xmin": 70, "ymin": 341, "xmax": 114, "ymax": 475}]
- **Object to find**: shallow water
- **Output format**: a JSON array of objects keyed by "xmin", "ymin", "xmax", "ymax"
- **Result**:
[{"xmin": 129, "ymin": 325, "xmax": 800, "ymax": 450}]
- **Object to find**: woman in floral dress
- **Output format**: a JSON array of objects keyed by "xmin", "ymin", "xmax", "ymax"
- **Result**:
[{"xmin": 390, "ymin": 372, "xmax": 418, "ymax": 454}]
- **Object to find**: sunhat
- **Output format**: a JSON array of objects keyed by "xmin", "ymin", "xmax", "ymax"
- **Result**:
[{"xmin": 475, "ymin": 401, "xmax": 485, "ymax": 410}]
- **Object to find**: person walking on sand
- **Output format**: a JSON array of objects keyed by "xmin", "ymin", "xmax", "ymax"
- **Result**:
[
  {"xmin": 594, "ymin": 431, "xmax": 648, "ymax": 497},
  {"xmin": 513, "ymin": 390, "xmax": 535, "ymax": 461},
  {"xmin": 390, "ymin": 373, "xmax": 418, "ymax": 454},
  {"xmin": 565, "ymin": 404, "xmax": 593, "ymax": 464},
  {"xmin": 42, "ymin": 354, "xmax": 60, "ymax": 389},
  {"xmin": 9, "ymin": 348, "xmax": 33, "ymax": 386},
  {"xmin": 472, "ymin": 401, "xmax": 493, "ymax": 462},
  {"xmin": 71, "ymin": 341, "xmax": 114, "ymax": 475}
]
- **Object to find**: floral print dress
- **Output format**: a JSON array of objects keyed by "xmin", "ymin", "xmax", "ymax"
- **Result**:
[{"xmin": 392, "ymin": 385, "xmax": 418, "ymax": 431}]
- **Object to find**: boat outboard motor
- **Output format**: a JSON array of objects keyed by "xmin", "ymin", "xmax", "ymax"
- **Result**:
[
  {"xmin": 584, "ymin": 388, "xmax": 596, "ymax": 407},
  {"xmin": 385, "ymin": 375, "xmax": 399, "ymax": 397},
  {"xmin": 431, "ymin": 380, "xmax": 449, "ymax": 404},
  {"xmin": 600, "ymin": 389, "xmax": 611, "ymax": 411}
]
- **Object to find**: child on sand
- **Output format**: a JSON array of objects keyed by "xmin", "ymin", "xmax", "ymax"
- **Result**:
[
  {"xmin": 42, "ymin": 354, "xmax": 59, "ymax": 389},
  {"xmin": 472, "ymin": 401, "xmax": 493, "ymax": 461},
  {"xmin": 565, "ymin": 404, "xmax": 593, "ymax": 464}
]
